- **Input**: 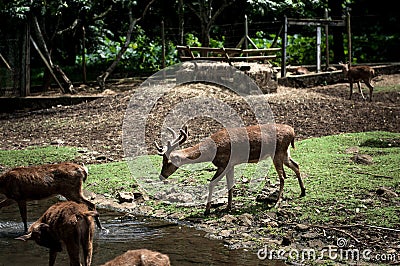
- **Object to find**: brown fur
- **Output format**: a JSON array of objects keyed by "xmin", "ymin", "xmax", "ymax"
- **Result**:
[
  {"xmin": 339, "ymin": 62, "xmax": 375, "ymax": 101},
  {"xmin": 16, "ymin": 201, "xmax": 97, "ymax": 266},
  {"xmin": 101, "ymin": 249, "xmax": 171, "ymax": 266},
  {"xmin": 294, "ymin": 66, "xmax": 309, "ymax": 75},
  {"xmin": 157, "ymin": 124, "xmax": 306, "ymax": 215},
  {"xmin": 0, "ymin": 162, "xmax": 101, "ymax": 232}
]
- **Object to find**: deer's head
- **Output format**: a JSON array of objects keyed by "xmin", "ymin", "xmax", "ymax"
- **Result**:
[
  {"xmin": 155, "ymin": 126, "xmax": 188, "ymax": 181},
  {"xmin": 338, "ymin": 62, "xmax": 350, "ymax": 73}
]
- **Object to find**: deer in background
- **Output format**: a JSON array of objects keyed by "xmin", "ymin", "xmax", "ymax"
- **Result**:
[
  {"xmin": 155, "ymin": 124, "xmax": 306, "ymax": 215},
  {"xmin": 339, "ymin": 62, "xmax": 375, "ymax": 102},
  {"xmin": 0, "ymin": 162, "xmax": 102, "ymax": 232}
]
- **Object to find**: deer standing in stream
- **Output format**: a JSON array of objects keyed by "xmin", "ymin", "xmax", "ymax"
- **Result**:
[{"xmin": 155, "ymin": 124, "xmax": 306, "ymax": 215}]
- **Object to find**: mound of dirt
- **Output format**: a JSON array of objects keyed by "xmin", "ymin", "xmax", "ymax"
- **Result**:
[{"xmin": 1, "ymin": 74, "xmax": 399, "ymax": 164}]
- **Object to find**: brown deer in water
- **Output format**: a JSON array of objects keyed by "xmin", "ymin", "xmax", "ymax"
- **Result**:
[
  {"xmin": 0, "ymin": 162, "xmax": 102, "ymax": 232},
  {"xmin": 155, "ymin": 124, "xmax": 306, "ymax": 215},
  {"xmin": 339, "ymin": 62, "xmax": 375, "ymax": 101},
  {"xmin": 101, "ymin": 249, "xmax": 170, "ymax": 266},
  {"xmin": 16, "ymin": 201, "xmax": 98, "ymax": 266}
]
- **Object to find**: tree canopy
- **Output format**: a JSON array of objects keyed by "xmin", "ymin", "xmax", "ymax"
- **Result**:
[{"xmin": 0, "ymin": 0, "xmax": 398, "ymax": 90}]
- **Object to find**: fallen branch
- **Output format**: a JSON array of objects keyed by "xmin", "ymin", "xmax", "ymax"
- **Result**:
[
  {"xmin": 335, "ymin": 223, "xmax": 400, "ymax": 232},
  {"xmin": 307, "ymin": 224, "xmax": 361, "ymax": 243},
  {"xmin": 355, "ymin": 170, "xmax": 393, "ymax": 179}
]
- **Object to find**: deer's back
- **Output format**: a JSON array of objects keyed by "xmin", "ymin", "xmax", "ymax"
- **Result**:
[
  {"xmin": 347, "ymin": 66, "xmax": 374, "ymax": 82},
  {"xmin": 209, "ymin": 124, "xmax": 292, "ymax": 166},
  {"xmin": 0, "ymin": 163, "xmax": 86, "ymax": 200}
]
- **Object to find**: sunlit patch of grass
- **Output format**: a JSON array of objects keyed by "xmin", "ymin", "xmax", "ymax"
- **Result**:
[{"xmin": 0, "ymin": 146, "xmax": 78, "ymax": 169}]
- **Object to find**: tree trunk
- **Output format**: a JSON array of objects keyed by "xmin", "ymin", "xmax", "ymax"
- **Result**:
[
  {"xmin": 97, "ymin": 0, "xmax": 155, "ymax": 90},
  {"xmin": 30, "ymin": 15, "xmax": 74, "ymax": 94}
]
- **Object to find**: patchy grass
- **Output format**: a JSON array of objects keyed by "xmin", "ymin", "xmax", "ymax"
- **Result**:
[
  {"xmin": 1, "ymin": 132, "xmax": 399, "ymax": 228},
  {"xmin": 0, "ymin": 146, "xmax": 78, "ymax": 169},
  {"xmin": 85, "ymin": 162, "xmax": 133, "ymax": 197},
  {"xmin": 287, "ymin": 131, "xmax": 400, "ymax": 228}
]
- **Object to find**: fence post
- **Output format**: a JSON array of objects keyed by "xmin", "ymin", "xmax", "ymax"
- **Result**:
[
  {"xmin": 324, "ymin": 8, "xmax": 330, "ymax": 69},
  {"xmin": 316, "ymin": 26, "xmax": 321, "ymax": 73},
  {"xmin": 161, "ymin": 20, "xmax": 166, "ymax": 69},
  {"xmin": 244, "ymin": 14, "xmax": 248, "ymax": 50},
  {"xmin": 281, "ymin": 15, "xmax": 287, "ymax": 78},
  {"xmin": 346, "ymin": 8, "xmax": 352, "ymax": 66},
  {"xmin": 20, "ymin": 21, "xmax": 30, "ymax": 96}
]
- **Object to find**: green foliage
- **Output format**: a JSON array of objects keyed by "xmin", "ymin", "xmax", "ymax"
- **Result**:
[
  {"xmin": 0, "ymin": 146, "xmax": 78, "ymax": 169},
  {"xmin": 77, "ymin": 26, "xmax": 178, "ymax": 73},
  {"xmin": 185, "ymin": 33, "xmax": 202, "ymax": 47},
  {"xmin": 286, "ymin": 34, "xmax": 318, "ymax": 65}
]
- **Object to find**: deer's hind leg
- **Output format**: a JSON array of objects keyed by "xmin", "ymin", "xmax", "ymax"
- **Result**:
[
  {"xmin": 283, "ymin": 156, "xmax": 305, "ymax": 197},
  {"xmin": 205, "ymin": 167, "xmax": 226, "ymax": 216}
]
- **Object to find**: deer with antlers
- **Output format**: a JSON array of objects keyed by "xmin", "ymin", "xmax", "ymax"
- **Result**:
[{"xmin": 155, "ymin": 124, "xmax": 306, "ymax": 215}]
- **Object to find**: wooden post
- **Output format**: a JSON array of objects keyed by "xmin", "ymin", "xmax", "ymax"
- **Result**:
[
  {"xmin": 82, "ymin": 26, "xmax": 87, "ymax": 84},
  {"xmin": 244, "ymin": 15, "xmax": 248, "ymax": 50},
  {"xmin": 346, "ymin": 8, "xmax": 352, "ymax": 66},
  {"xmin": 316, "ymin": 26, "xmax": 321, "ymax": 73},
  {"xmin": 161, "ymin": 20, "xmax": 166, "ymax": 69},
  {"xmin": 20, "ymin": 21, "xmax": 30, "ymax": 96},
  {"xmin": 324, "ymin": 9, "xmax": 330, "ymax": 69},
  {"xmin": 281, "ymin": 16, "xmax": 287, "ymax": 78}
]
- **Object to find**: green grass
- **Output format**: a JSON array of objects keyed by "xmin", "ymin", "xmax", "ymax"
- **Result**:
[
  {"xmin": 1, "ymin": 131, "xmax": 399, "ymax": 228},
  {"xmin": 85, "ymin": 162, "xmax": 134, "ymax": 196},
  {"xmin": 0, "ymin": 146, "xmax": 78, "ymax": 168},
  {"xmin": 374, "ymin": 83, "xmax": 400, "ymax": 93},
  {"xmin": 289, "ymin": 131, "xmax": 400, "ymax": 227}
]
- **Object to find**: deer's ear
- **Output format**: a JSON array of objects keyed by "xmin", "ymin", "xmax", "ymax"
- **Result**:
[{"xmin": 15, "ymin": 232, "xmax": 32, "ymax": 241}]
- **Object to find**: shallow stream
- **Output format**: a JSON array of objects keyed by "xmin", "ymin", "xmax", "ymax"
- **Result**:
[{"xmin": 0, "ymin": 198, "xmax": 282, "ymax": 265}]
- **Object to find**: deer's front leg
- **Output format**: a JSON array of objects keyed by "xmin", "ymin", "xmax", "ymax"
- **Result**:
[
  {"xmin": 349, "ymin": 82, "xmax": 353, "ymax": 100},
  {"xmin": 357, "ymin": 81, "xmax": 366, "ymax": 100},
  {"xmin": 225, "ymin": 168, "xmax": 235, "ymax": 212},
  {"xmin": 17, "ymin": 200, "xmax": 28, "ymax": 232},
  {"xmin": 205, "ymin": 167, "xmax": 225, "ymax": 216}
]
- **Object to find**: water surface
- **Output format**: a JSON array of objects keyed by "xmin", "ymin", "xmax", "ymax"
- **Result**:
[{"xmin": 0, "ymin": 198, "xmax": 283, "ymax": 265}]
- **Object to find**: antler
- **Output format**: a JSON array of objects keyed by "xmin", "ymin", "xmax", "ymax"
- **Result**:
[{"xmin": 155, "ymin": 126, "xmax": 188, "ymax": 156}]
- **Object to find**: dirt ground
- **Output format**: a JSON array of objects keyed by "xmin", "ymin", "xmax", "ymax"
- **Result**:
[
  {"xmin": 0, "ymin": 72, "xmax": 399, "ymax": 264},
  {"xmin": 0, "ymin": 73, "xmax": 399, "ymax": 162}
]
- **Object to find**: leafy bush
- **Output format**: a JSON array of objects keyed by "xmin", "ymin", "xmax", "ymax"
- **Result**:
[{"xmin": 77, "ymin": 26, "xmax": 178, "ymax": 74}]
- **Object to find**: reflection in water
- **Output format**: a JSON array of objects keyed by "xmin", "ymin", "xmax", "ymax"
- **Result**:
[{"xmin": 0, "ymin": 198, "xmax": 283, "ymax": 265}]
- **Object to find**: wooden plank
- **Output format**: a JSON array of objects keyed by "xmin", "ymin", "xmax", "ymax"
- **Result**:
[
  {"xmin": 176, "ymin": 45, "xmax": 241, "ymax": 53},
  {"xmin": 242, "ymin": 48, "xmax": 281, "ymax": 53},
  {"xmin": 179, "ymin": 55, "xmax": 276, "ymax": 61},
  {"xmin": 287, "ymin": 18, "xmax": 345, "ymax": 27}
]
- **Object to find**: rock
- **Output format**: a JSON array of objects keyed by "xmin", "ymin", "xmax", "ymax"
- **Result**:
[
  {"xmin": 219, "ymin": 229, "xmax": 231, "ymax": 237},
  {"xmin": 296, "ymin": 223, "xmax": 310, "ymax": 231},
  {"xmin": 238, "ymin": 213, "xmax": 253, "ymax": 226},
  {"xmin": 165, "ymin": 192, "xmax": 193, "ymax": 203},
  {"xmin": 301, "ymin": 232, "xmax": 320, "ymax": 239},
  {"xmin": 221, "ymin": 214, "xmax": 237, "ymax": 223},
  {"xmin": 50, "ymin": 139, "xmax": 64, "ymax": 145},
  {"xmin": 117, "ymin": 191, "xmax": 134, "ymax": 203},
  {"xmin": 345, "ymin": 146, "xmax": 359, "ymax": 154},
  {"xmin": 308, "ymin": 239, "xmax": 326, "ymax": 249},
  {"xmin": 352, "ymin": 153, "xmax": 373, "ymax": 165},
  {"xmin": 376, "ymin": 187, "xmax": 398, "ymax": 198}
]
